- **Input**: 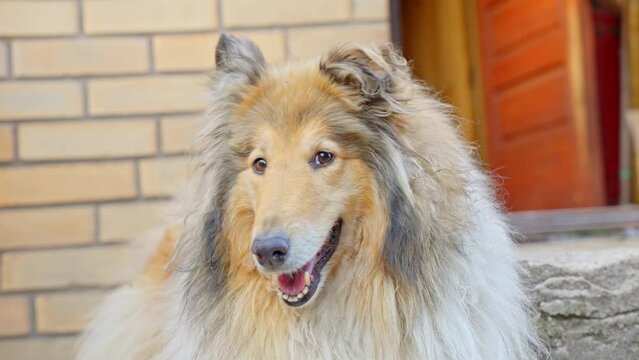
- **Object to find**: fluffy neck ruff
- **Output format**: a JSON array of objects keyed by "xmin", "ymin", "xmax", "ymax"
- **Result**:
[
  {"xmin": 172, "ymin": 185, "xmax": 458, "ymax": 359},
  {"xmin": 183, "ymin": 253, "xmax": 414, "ymax": 359}
]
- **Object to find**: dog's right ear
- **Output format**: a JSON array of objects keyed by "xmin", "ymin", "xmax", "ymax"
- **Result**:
[
  {"xmin": 319, "ymin": 44, "xmax": 411, "ymax": 118},
  {"xmin": 215, "ymin": 33, "xmax": 265, "ymax": 84}
]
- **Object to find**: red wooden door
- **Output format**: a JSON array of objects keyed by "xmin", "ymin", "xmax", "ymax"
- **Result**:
[{"xmin": 476, "ymin": 0, "xmax": 605, "ymax": 210}]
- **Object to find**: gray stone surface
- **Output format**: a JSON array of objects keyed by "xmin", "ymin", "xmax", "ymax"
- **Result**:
[{"xmin": 520, "ymin": 241, "xmax": 639, "ymax": 359}]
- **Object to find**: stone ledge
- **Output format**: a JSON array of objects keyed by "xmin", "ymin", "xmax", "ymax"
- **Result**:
[{"xmin": 520, "ymin": 241, "xmax": 639, "ymax": 359}]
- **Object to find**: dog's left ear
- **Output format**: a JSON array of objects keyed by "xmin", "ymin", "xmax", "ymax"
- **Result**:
[
  {"xmin": 215, "ymin": 33, "xmax": 265, "ymax": 84},
  {"xmin": 320, "ymin": 44, "xmax": 411, "ymax": 116}
]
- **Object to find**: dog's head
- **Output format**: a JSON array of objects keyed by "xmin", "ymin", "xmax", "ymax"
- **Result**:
[{"xmin": 184, "ymin": 34, "xmax": 466, "ymax": 309}]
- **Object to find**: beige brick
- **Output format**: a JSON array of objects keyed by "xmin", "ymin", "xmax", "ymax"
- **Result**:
[
  {"xmin": 0, "ymin": 297, "xmax": 30, "ymax": 337},
  {"xmin": 36, "ymin": 291, "xmax": 107, "ymax": 333},
  {"xmin": 353, "ymin": 0, "xmax": 389, "ymax": 20},
  {"xmin": 288, "ymin": 24, "xmax": 390, "ymax": 59},
  {"xmin": 19, "ymin": 119, "xmax": 157, "ymax": 161},
  {"xmin": 1, "ymin": 246, "xmax": 132, "ymax": 291},
  {"xmin": 0, "ymin": 337, "xmax": 76, "ymax": 360},
  {"xmin": 154, "ymin": 31, "xmax": 285, "ymax": 72},
  {"xmin": 0, "ymin": 1, "xmax": 77, "ymax": 37},
  {"xmin": 153, "ymin": 33, "xmax": 217, "ymax": 72},
  {"xmin": 100, "ymin": 201, "xmax": 171, "ymax": 242},
  {"xmin": 84, "ymin": 0, "xmax": 217, "ymax": 35},
  {"xmin": 222, "ymin": 0, "xmax": 351, "ymax": 27},
  {"xmin": 0, "ymin": 44, "xmax": 7, "ymax": 78},
  {"xmin": 160, "ymin": 115, "xmax": 199, "ymax": 153},
  {"xmin": 88, "ymin": 75, "xmax": 207, "ymax": 116},
  {"xmin": 0, "ymin": 81, "xmax": 83, "ymax": 121},
  {"xmin": 0, "ymin": 163, "xmax": 136, "ymax": 207},
  {"xmin": 13, "ymin": 38, "xmax": 149, "ymax": 78},
  {"xmin": 140, "ymin": 157, "xmax": 192, "ymax": 197},
  {"xmin": 0, "ymin": 125, "xmax": 14, "ymax": 162},
  {"xmin": 0, "ymin": 207, "xmax": 94, "ymax": 250}
]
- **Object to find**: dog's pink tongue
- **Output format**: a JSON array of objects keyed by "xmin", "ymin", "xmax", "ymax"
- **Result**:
[
  {"xmin": 278, "ymin": 271, "xmax": 305, "ymax": 295},
  {"xmin": 278, "ymin": 261, "xmax": 314, "ymax": 295}
]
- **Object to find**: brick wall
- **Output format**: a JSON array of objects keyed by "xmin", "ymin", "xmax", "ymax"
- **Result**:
[{"xmin": 0, "ymin": 1, "xmax": 389, "ymax": 358}]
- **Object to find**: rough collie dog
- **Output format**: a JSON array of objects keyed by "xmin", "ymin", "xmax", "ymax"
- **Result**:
[{"xmin": 77, "ymin": 34, "xmax": 541, "ymax": 359}]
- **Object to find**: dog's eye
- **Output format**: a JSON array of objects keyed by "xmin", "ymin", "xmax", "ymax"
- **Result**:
[
  {"xmin": 312, "ymin": 151, "xmax": 334, "ymax": 168},
  {"xmin": 252, "ymin": 158, "xmax": 267, "ymax": 174}
]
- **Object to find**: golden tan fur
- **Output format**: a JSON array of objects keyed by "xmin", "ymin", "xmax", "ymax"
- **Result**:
[
  {"xmin": 140, "ymin": 225, "xmax": 179, "ymax": 284},
  {"xmin": 78, "ymin": 35, "xmax": 541, "ymax": 359}
]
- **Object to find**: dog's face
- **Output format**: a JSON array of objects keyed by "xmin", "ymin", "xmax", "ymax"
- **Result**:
[
  {"xmin": 211, "ymin": 34, "xmax": 416, "ymax": 308},
  {"xmin": 229, "ymin": 74, "xmax": 377, "ymax": 308},
  {"xmin": 210, "ymin": 34, "xmax": 395, "ymax": 308},
  {"xmin": 244, "ymin": 120, "xmax": 363, "ymax": 306}
]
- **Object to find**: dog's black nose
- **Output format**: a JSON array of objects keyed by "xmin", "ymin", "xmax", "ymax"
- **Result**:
[{"xmin": 251, "ymin": 234, "xmax": 289, "ymax": 269}]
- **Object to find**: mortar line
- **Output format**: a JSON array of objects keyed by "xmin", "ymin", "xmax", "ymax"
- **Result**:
[
  {"xmin": 12, "ymin": 122, "xmax": 19, "ymax": 163},
  {"xmin": 0, "ymin": 241, "xmax": 130, "ymax": 256},
  {"xmin": 351, "ymin": 0, "xmax": 356, "ymax": 22},
  {"xmin": 0, "ymin": 20, "xmax": 386, "ymax": 41},
  {"xmin": 28, "ymin": 294, "xmax": 37, "ymax": 336},
  {"xmin": 155, "ymin": 116, "xmax": 163, "ymax": 155},
  {"xmin": 216, "ymin": 0, "xmax": 225, "ymax": 32},
  {"xmin": 0, "ymin": 196, "xmax": 172, "ymax": 212},
  {"xmin": 133, "ymin": 159, "xmax": 143, "ymax": 200},
  {"xmin": 0, "ymin": 111, "xmax": 201, "ymax": 124},
  {"xmin": 80, "ymin": 78, "xmax": 89, "ymax": 119},
  {"xmin": 283, "ymin": 28, "xmax": 291, "ymax": 60},
  {"xmin": 6, "ymin": 40, "xmax": 13, "ymax": 79},
  {"xmin": 0, "ymin": 151, "xmax": 188, "ymax": 168},
  {"xmin": 0, "ymin": 333, "xmax": 81, "ymax": 341},
  {"xmin": 77, "ymin": 0, "xmax": 85, "ymax": 35},
  {"xmin": 148, "ymin": 36, "xmax": 156, "ymax": 73},
  {"xmin": 0, "ymin": 196, "xmax": 176, "ymax": 212},
  {"xmin": 8, "ymin": 70, "xmax": 205, "ymax": 80},
  {"xmin": 93, "ymin": 204, "xmax": 101, "ymax": 244},
  {"xmin": 0, "ymin": 287, "xmax": 118, "ymax": 298}
]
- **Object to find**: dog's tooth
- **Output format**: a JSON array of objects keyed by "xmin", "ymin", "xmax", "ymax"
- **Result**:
[
  {"xmin": 304, "ymin": 272, "xmax": 311, "ymax": 285},
  {"xmin": 302, "ymin": 286, "xmax": 309, "ymax": 295},
  {"xmin": 289, "ymin": 296, "xmax": 298, "ymax": 302},
  {"xmin": 296, "ymin": 293, "xmax": 304, "ymax": 299}
]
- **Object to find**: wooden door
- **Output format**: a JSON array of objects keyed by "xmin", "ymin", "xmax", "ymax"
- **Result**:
[
  {"xmin": 400, "ymin": 0, "xmax": 477, "ymax": 143},
  {"xmin": 476, "ymin": 0, "xmax": 605, "ymax": 210}
]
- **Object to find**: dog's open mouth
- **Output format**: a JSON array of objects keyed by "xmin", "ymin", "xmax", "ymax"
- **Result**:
[{"xmin": 277, "ymin": 219, "xmax": 342, "ymax": 307}]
